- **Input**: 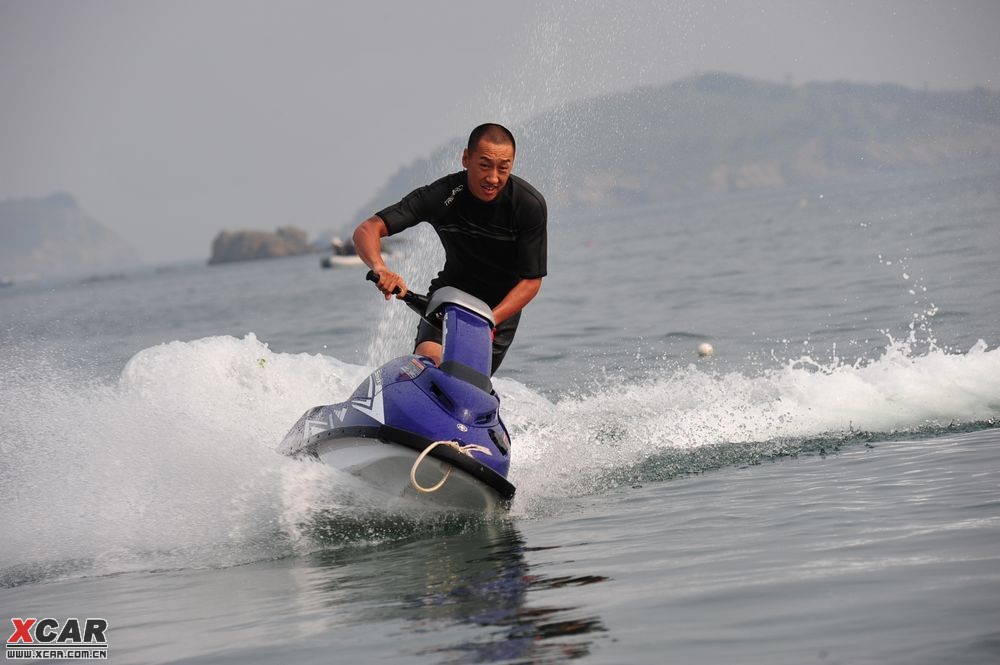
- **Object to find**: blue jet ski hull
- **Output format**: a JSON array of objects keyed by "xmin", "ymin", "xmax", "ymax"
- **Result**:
[{"xmin": 279, "ymin": 354, "xmax": 515, "ymax": 511}]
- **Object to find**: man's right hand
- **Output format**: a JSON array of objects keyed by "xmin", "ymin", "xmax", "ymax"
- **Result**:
[
  {"xmin": 354, "ymin": 216, "xmax": 407, "ymax": 300},
  {"xmin": 372, "ymin": 268, "xmax": 408, "ymax": 300}
]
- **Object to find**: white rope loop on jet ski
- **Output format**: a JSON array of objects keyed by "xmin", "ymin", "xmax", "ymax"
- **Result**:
[{"xmin": 410, "ymin": 441, "xmax": 493, "ymax": 494}]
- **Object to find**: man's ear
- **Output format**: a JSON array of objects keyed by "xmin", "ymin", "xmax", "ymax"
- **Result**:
[{"xmin": 461, "ymin": 148, "xmax": 469, "ymax": 170}]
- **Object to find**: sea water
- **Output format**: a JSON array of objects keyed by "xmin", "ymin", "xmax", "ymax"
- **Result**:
[{"xmin": 1, "ymin": 163, "xmax": 999, "ymax": 663}]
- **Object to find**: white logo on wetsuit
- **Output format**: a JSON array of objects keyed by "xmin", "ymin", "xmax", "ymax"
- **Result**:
[{"xmin": 444, "ymin": 185, "xmax": 464, "ymax": 207}]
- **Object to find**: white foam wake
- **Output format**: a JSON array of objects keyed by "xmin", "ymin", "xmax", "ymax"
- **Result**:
[
  {"xmin": 0, "ymin": 334, "xmax": 369, "ymax": 578},
  {"xmin": 504, "ymin": 339, "xmax": 1000, "ymax": 505},
  {"xmin": 1, "ymin": 334, "xmax": 996, "ymax": 578}
]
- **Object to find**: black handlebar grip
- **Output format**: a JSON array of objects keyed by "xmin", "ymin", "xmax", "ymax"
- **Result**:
[
  {"xmin": 364, "ymin": 270, "xmax": 432, "ymax": 322},
  {"xmin": 366, "ymin": 269, "xmax": 403, "ymax": 295}
]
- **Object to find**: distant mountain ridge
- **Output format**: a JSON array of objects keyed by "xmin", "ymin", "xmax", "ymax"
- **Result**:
[
  {"xmin": 0, "ymin": 193, "xmax": 138, "ymax": 278},
  {"xmin": 355, "ymin": 73, "xmax": 1000, "ymax": 217}
]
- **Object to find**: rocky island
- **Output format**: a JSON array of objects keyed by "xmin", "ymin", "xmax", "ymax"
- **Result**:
[{"xmin": 207, "ymin": 226, "xmax": 315, "ymax": 265}]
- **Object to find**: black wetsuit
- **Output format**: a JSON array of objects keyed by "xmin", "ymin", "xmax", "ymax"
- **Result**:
[{"xmin": 377, "ymin": 170, "xmax": 547, "ymax": 373}]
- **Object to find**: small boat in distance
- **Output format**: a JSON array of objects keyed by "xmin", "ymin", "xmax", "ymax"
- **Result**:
[{"xmin": 320, "ymin": 237, "xmax": 399, "ymax": 269}]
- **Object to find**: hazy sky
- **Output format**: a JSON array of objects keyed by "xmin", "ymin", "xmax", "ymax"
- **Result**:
[{"xmin": 2, "ymin": 0, "xmax": 998, "ymax": 263}]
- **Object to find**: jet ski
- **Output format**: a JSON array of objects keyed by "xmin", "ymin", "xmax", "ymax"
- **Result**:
[{"xmin": 278, "ymin": 271, "xmax": 515, "ymax": 511}]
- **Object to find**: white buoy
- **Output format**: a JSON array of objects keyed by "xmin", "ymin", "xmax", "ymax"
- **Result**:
[{"xmin": 697, "ymin": 342, "xmax": 714, "ymax": 357}]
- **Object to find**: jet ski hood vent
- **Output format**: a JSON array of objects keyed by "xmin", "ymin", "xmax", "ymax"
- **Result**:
[{"xmin": 420, "ymin": 370, "xmax": 500, "ymax": 427}]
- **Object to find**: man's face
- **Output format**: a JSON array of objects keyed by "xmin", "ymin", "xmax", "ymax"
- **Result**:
[{"xmin": 462, "ymin": 139, "xmax": 515, "ymax": 202}]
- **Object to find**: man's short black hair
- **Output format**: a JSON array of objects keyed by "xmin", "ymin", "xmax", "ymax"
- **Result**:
[{"xmin": 468, "ymin": 123, "xmax": 516, "ymax": 154}]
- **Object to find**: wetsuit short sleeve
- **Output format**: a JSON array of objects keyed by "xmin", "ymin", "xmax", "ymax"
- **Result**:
[
  {"xmin": 376, "ymin": 176, "xmax": 452, "ymax": 236},
  {"xmin": 514, "ymin": 184, "xmax": 548, "ymax": 279}
]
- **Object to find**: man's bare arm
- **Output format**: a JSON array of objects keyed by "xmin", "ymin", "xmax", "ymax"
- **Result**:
[{"xmin": 493, "ymin": 277, "xmax": 542, "ymax": 326}]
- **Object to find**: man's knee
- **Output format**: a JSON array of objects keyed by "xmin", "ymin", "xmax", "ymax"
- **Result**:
[{"xmin": 415, "ymin": 341, "xmax": 442, "ymax": 365}]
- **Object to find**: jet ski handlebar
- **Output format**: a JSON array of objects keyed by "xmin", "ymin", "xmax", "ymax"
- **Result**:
[{"xmin": 366, "ymin": 270, "xmax": 433, "ymax": 322}]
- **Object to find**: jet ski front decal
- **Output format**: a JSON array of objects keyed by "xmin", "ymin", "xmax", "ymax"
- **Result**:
[
  {"xmin": 350, "ymin": 371, "xmax": 385, "ymax": 424},
  {"xmin": 302, "ymin": 405, "xmax": 335, "ymax": 440}
]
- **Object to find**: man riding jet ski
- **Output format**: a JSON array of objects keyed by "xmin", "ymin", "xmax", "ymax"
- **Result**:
[{"xmin": 281, "ymin": 123, "xmax": 546, "ymax": 510}]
